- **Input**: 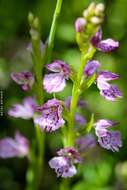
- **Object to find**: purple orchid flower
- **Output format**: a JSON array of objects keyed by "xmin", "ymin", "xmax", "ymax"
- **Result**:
[
  {"xmin": 57, "ymin": 147, "xmax": 81, "ymax": 163},
  {"xmin": 43, "ymin": 60, "xmax": 70, "ymax": 93},
  {"xmin": 97, "ymin": 71, "xmax": 120, "ymax": 82},
  {"xmin": 76, "ymin": 134, "xmax": 96, "ymax": 152},
  {"xmin": 91, "ymin": 29, "xmax": 102, "ymax": 46},
  {"xmin": 75, "ymin": 17, "xmax": 86, "ymax": 32},
  {"xmin": 84, "ymin": 60, "xmax": 100, "ymax": 77},
  {"xmin": 49, "ymin": 147, "xmax": 81, "ymax": 178},
  {"xmin": 0, "ymin": 131, "xmax": 29, "ymax": 158},
  {"xmin": 11, "ymin": 71, "xmax": 34, "ymax": 91},
  {"xmin": 34, "ymin": 99, "xmax": 65, "ymax": 132},
  {"xmin": 91, "ymin": 29, "xmax": 119, "ymax": 52},
  {"xmin": 94, "ymin": 119, "xmax": 122, "ymax": 152},
  {"xmin": 8, "ymin": 97, "xmax": 36, "ymax": 119},
  {"xmin": 96, "ymin": 71, "xmax": 122, "ymax": 101},
  {"xmin": 98, "ymin": 131, "xmax": 122, "ymax": 152},
  {"xmin": 94, "ymin": 119, "xmax": 117, "ymax": 137},
  {"xmin": 100, "ymin": 85, "xmax": 123, "ymax": 101},
  {"xmin": 49, "ymin": 156, "xmax": 77, "ymax": 178}
]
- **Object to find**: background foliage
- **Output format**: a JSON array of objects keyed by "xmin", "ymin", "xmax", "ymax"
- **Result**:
[{"xmin": 0, "ymin": 0, "xmax": 127, "ymax": 189}]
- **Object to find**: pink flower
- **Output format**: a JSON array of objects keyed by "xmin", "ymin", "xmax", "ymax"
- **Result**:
[
  {"xmin": 49, "ymin": 156, "xmax": 77, "ymax": 178},
  {"xmin": 34, "ymin": 99, "xmax": 65, "ymax": 132},
  {"xmin": 98, "ymin": 131, "xmax": 122, "ymax": 152},
  {"xmin": 11, "ymin": 71, "xmax": 34, "ymax": 91},
  {"xmin": 43, "ymin": 60, "xmax": 70, "ymax": 93},
  {"xmin": 84, "ymin": 60, "xmax": 100, "ymax": 77},
  {"xmin": 49, "ymin": 147, "xmax": 81, "ymax": 178},
  {"xmin": 94, "ymin": 119, "xmax": 122, "ymax": 152},
  {"xmin": 96, "ymin": 71, "xmax": 122, "ymax": 101},
  {"xmin": 91, "ymin": 28, "xmax": 119, "ymax": 52},
  {"xmin": 8, "ymin": 97, "xmax": 36, "ymax": 119},
  {"xmin": 75, "ymin": 17, "xmax": 86, "ymax": 32},
  {"xmin": 0, "ymin": 131, "xmax": 29, "ymax": 158}
]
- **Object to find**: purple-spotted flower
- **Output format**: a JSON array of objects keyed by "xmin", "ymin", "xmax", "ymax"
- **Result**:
[
  {"xmin": 84, "ymin": 60, "xmax": 100, "ymax": 77},
  {"xmin": 43, "ymin": 60, "xmax": 70, "ymax": 93},
  {"xmin": 96, "ymin": 71, "xmax": 122, "ymax": 101},
  {"xmin": 76, "ymin": 134, "xmax": 96, "ymax": 153},
  {"xmin": 11, "ymin": 71, "xmax": 34, "ymax": 91},
  {"xmin": 57, "ymin": 147, "xmax": 81, "ymax": 163},
  {"xmin": 34, "ymin": 99, "xmax": 65, "ymax": 132},
  {"xmin": 0, "ymin": 131, "xmax": 29, "ymax": 158},
  {"xmin": 98, "ymin": 131, "xmax": 122, "ymax": 152},
  {"xmin": 91, "ymin": 29, "xmax": 119, "ymax": 52},
  {"xmin": 94, "ymin": 119, "xmax": 122, "ymax": 152},
  {"xmin": 49, "ymin": 156, "xmax": 76, "ymax": 178},
  {"xmin": 100, "ymin": 85, "xmax": 122, "ymax": 101},
  {"xmin": 49, "ymin": 147, "xmax": 81, "ymax": 178},
  {"xmin": 94, "ymin": 119, "xmax": 117, "ymax": 137},
  {"xmin": 75, "ymin": 17, "xmax": 86, "ymax": 32},
  {"xmin": 8, "ymin": 97, "xmax": 36, "ymax": 119}
]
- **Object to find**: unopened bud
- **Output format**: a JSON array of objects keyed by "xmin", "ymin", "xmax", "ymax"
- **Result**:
[
  {"xmin": 75, "ymin": 17, "xmax": 86, "ymax": 32},
  {"xmin": 28, "ymin": 12, "xmax": 34, "ymax": 25},
  {"xmin": 95, "ymin": 3, "xmax": 105, "ymax": 14},
  {"xmin": 91, "ymin": 16, "xmax": 101, "ymax": 25},
  {"xmin": 87, "ymin": 2, "xmax": 96, "ymax": 13},
  {"xmin": 33, "ymin": 17, "xmax": 39, "ymax": 29},
  {"xmin": 83, "ymin": 10, "xmax": 88, "ymax": 18}
]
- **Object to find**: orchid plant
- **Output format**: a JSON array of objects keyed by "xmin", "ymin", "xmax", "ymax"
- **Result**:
[{"xmin": 0, "ymin": 1, "xmax": 123, "ymax": 190}]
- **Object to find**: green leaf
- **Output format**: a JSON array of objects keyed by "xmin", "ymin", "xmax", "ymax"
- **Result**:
[
  {"xmin": 62, "ymin": 106, "xmax": 70, "ymax": 122},
  {"xmin": 85, "ymin": 73, "xmax": 96, "ymax": 89},
  {"xmin": 77, "ymin": 113, "xmax": 94, "ymax": 135},
  {"xmin": 85, "ymin": 113, "xmax": 94, "ymax": 133},
  {"xmin": 70, "ymin": 66, "xmax": 78, "ymax": 82}
]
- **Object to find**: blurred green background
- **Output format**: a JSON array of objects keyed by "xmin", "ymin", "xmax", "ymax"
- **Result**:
[{"xmin": 0, "ymin": 0, "xmax": 127, "ymax": 189}]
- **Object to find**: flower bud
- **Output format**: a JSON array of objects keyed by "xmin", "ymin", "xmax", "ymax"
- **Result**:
[
  {"xmin": 75, "ymin": 17, "xmax": 86, "ymax": 32},
  {"xmin": 84, "ymin": 60, "xmax": 100, "ymax": 77},
  {"xmin": 87, "ymin": 2, "xmax": 96, "ymax": 13},
  {"xmin": 33, "ymin": 17, "xmax": 39, "ymax": 29},
  {"xmin": 90, "ymin": 16, "xmax": 101, "ymax": 25},
  {"xmin": 28, "ymin": 12, "xmax": 34, "ymax": 25},
  {"xmin": 95, "ymin": 3, "xmax": 105, "ymax": 15},
  {"xmin": 83, "ymin": 10, "xmax": 88, "ymax": 18}
]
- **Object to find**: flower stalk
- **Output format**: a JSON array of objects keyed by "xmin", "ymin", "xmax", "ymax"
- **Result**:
[
  {"xmin": 26, "ymin": 0, "xmax": 63, "ymax": 188},
  {"xmin": 68, "ymin": 47, "xmax": 96, "ymax": 147},
  {"xmin": 26, "ymin": 14, "xmax": 45, "ymax": 190},
  {"xmin": 47, "ymin": 0, "xmax": 63, "ymax": 63}
]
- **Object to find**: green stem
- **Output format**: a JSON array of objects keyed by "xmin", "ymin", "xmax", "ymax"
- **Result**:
[
  {"xmin": 32, "ymin": 38, "xmax": 45, "ymax": 190},
  {"xmin": 31, "ymin": 38, "xmax": 44, "ymax": 104},
  {"xmin": 26, "ymin": 1, "xmax": 63, "ymax": 188},
  {"xmin": 26, "ymin": 24, "xmax": 45, "ymax": 190},
  {"xmin": 68, "ymin": 47, "xmax": 96, "ymax": 146},
  {"xmin": 59, "ymin": 179, "xmax": 69, "ymax": 190},
  {"xmin": 47, "ymin": 0, "xmax": 63, "ymax": 62}
]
